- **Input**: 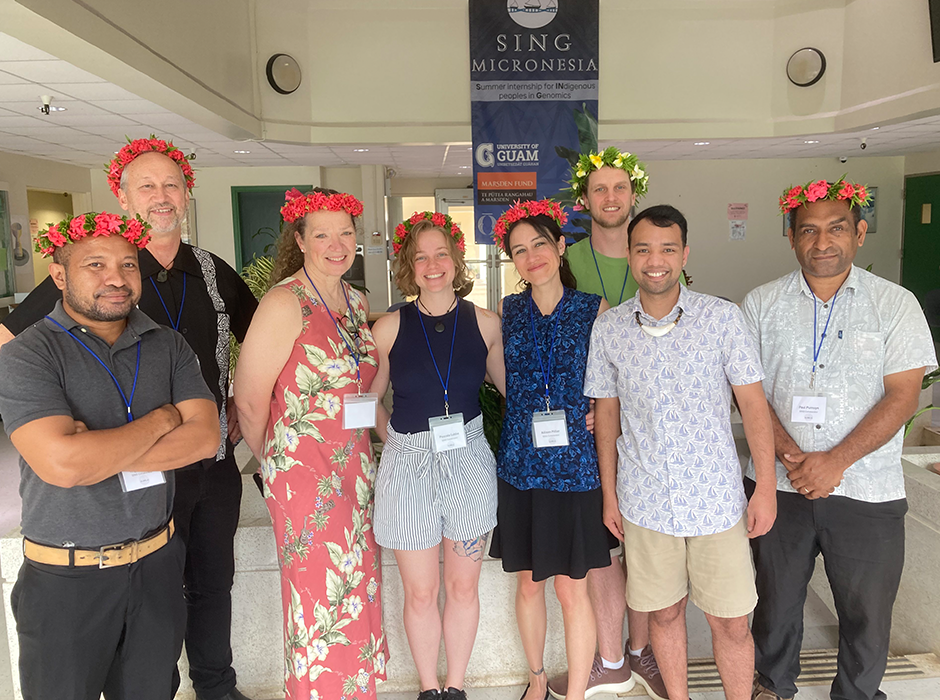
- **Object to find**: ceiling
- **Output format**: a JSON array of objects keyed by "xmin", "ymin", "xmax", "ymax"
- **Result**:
[{"xmin": 2, "ymin": 32, "xmax": 940, "ymax": 179}]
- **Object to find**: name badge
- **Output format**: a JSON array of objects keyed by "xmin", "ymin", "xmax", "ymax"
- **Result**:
[
  {"xmin": 429, "ymin": 413, "xmax": 467, "ymax": 453},
  {"xmin": 119, "ymin": 470, "xmax": 166, "ymax": 493},
  {"xmin": 791, "ymin": 393, "xmax": 827, "ymax": 424},
  {"xmin": 532, "ymin": 410, "xmax": 569, "ymax": 448},
  {"xmin": 343, "ymin": 393, "xmax": 378, "ymax": 430}
]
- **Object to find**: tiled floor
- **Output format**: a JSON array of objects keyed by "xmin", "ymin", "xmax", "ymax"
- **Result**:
[{"xmin": 1, "ymin": 427, "xmax": 939, "ymax": 699}]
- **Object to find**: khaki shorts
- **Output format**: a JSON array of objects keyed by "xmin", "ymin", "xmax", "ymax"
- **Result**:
[{"xmin": 622, "ymin": 516, "xmax": 757, "ymax": 618}]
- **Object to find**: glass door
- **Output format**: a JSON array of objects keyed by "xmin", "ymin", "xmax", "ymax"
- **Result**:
[{"xmin": 436, "ymin": 189, "xmax": 522, "ymax": 312}]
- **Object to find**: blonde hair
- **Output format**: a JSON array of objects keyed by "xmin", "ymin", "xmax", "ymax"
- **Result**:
[
  {"xmin": 270, "ymin": 187, "xmax": 359, "ymax": 285},
  {"xmin": 394, "ymin": 220, "xmax": 473, "ymax": 298}
]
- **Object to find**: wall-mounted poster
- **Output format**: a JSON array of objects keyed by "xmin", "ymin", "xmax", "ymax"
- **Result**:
[
  {"xmin": 469, "ymin": 0, "xmax": 599, "ymax": 243},
  {"xmin": 860, "ymin": 186, "xmax": 877, "ymax": 233}
]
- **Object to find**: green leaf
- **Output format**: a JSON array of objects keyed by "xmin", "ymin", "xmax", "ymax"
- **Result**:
[
  {"xmin": 295, "ymin": 363, "xmax": 322, "ymax": 395},
  {"xmin": 313, "ymin": 601, "xmax": 333, "ymax": 633},
  {"xmin": 326, "ymin": 569, "xmax": 345, "ymax": 607},
  {"xmin": 308, "ymin": 664, "xmax": 331, "ymax": 681},
  {"xmin": 303, "ymin": 344, "xmax": 329, "ymax": 366},
  {"xmin": 356, "ymin": 476, "xmax": 371, "ymax": 511},
  {"xmin": 325, "ymin": 541, "xmax": 345, "ymax": 568},
  {"xmin": 348, "ymin": 570, "xmax": 364, "ymax": 590},
  {"xmin": 284, "ymin": 388, "xmax": 305, "ymax": 422},
  {"xmin": 323, "ymin": 629, "xmax": 351, "ymax": 647},
  {"xmin": 323, "ymin": 375, "xmax": 354, "ymax": 390},
  {"xmin": 573, "ymin": 102, "xmax": 598, "ymax": 153},
  {"xmin": 294, "ymin": 420, "xmax": 324, "ymax": 442}
]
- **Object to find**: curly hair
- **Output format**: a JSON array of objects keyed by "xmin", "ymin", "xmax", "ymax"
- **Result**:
[
  {"xmin": 270, "ymin": 187, "xmax": 359, "ymax": 285},
  {"xmin": 394, "ymin": 220, "xmax": 474, "ymax": 298}
]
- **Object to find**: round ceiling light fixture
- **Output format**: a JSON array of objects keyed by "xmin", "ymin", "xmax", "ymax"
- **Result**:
[
  {"xmin": 787, "ymin": 47, "xmax": 826, "ymax": 87},
  {"xmin": 266, "ymin": 54, "xmax": 302, "ymax": 95}
]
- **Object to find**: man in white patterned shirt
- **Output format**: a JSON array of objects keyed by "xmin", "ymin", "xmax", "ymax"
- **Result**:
[
  {"xmin": 742, "ymin": 180, "xmax": 937, "ymax": 700},
  {"xmin": 585, "ymin": 205, "xmax": 778, "ymax": 700}
]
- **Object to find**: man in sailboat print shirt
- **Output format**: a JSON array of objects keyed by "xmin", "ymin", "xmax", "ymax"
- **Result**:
[{"xmin": 584, "ymin": 205, "xmax": 778, "ymax": 700}]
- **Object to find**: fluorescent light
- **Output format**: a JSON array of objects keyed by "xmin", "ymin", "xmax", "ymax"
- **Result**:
[
  {"xmin": 804, "ymin": 140, "xmax": 820, "ymax": 144},
  {"xmin": 234, "ymin": 150, "xmax": 251, "ymax": 154},
  {"xmin": 870, "ymin": 126, "xmax": 880, "ymax": 130},
  {"xmin": 693, "ymin": 142, "xmax": 710, "ymax": 146},
  {"xmin": 353, "ymin": 148, "xmax": 369, "ymax": 152}
]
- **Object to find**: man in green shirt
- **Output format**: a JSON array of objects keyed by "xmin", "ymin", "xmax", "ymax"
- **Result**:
[{"xmin": 550, "ymin": 148, "xmax": 668, "ymax": 700}]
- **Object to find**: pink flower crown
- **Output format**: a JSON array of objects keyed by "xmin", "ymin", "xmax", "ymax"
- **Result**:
[
  {"xmin": 392, "ymin": 211, "xmax": 465, "ymax": 256},
  {"xmin": 493, "ymin": 198, "xmax": 568, "ymax": 249},
  {"xmin": 35, "ymin": 212, "xmax": 152, "ymax": 258},
  {"xmin": 280, "ymin": 188, "xmax": 364, "ymax": 223},
  {"xmin": 779, "ymin": 176, "xmax": 871, "ymax": 215},
  {"xmin": 106, "ymin": 135, "xmax": 195, "ymax": 197}
]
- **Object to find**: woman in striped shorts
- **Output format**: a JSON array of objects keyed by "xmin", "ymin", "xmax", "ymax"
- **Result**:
[{"xmin": 371, "ymin": 213, "xmax": 506, "ymax": 700}]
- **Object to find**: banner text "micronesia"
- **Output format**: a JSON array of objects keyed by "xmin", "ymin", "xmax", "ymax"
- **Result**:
[{"xmin": 472, "ymin": 58, "xmax": 597, "ymax": 74}]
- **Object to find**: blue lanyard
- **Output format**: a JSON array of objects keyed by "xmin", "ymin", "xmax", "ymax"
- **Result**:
[
  {"xmin": 416, "ymin": 298, "xmax": 460, "ymax": 415},
  {"xmin": 45, "ymin": 316, "xmax": 141, "ymax": 422},
  {"xmin": 589, "ymin": 238, "xmax": 630, "ymax": 306},
  {"xmin": 150, "ymin": 272, "xmax": 186, "ymax": 331},
  {"xmin": 528, "ymin": 289, "xmax": 564, "ymax": 411},
  {"xmin": 302, "ymin": 267, "xmax": 362, "ymax": 392},
  {"xmin": 811, "ymin": 289, "xmax": 838, "ymax": 389}
]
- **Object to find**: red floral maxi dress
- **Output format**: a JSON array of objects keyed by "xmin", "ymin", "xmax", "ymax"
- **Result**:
[{"xmin": 261, "ymin": 278, "xmax": 388, "ymax": 700}]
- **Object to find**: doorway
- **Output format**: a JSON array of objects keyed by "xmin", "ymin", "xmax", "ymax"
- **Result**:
[{"xmin": 901, "ymin": 174, "xmax": 940, "ymax": 346}]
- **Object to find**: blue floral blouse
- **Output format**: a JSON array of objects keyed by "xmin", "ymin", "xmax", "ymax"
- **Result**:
[{"xmin": 498, "ymin": 287, "xmax": 603, "ymax": 492}]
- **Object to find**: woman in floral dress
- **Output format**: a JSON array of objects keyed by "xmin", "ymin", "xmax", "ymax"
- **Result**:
[{"xmin": 235, "ymin": 188, "xmax": 388, "ymax": 700}]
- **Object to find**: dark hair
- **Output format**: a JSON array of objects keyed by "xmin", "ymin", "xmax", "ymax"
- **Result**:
[
  {"xmin": 627, "ymin": 204, "xmax": 688, "ymax": 247},
  {"xmin": 51, "ymin": 244, "xmax": 72, "ymax": 266},
  {"xmin": 788, "ymin": 197, "xmax": 862, "ymax": 233},
  {"xmin": 503, "ymin": 214, "xmax": 578, "ymax": 290},
  {"xmin": 271, "ymin": 187, "xmax": 359, "ymax": 285}
]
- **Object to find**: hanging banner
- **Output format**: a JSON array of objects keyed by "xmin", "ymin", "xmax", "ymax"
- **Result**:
[{"xmin": 469, "ymin": 0, "xmax": 599, "ymax": 244}]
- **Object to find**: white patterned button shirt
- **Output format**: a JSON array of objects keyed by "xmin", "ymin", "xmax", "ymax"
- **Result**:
[
  {"xmin": 742, "ymin": 266, "xmax": 937, "ymax": 503},
  {"xmin": 584, "ymin": 287, "xmax": 765, "ymax": 537}
]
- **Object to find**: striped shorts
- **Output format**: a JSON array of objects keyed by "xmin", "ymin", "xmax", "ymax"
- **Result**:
[{"xmin": 374, "ymin": 413, "xmax": 498, "ymax": 551}]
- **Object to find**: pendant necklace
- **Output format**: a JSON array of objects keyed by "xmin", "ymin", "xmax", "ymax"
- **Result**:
[
  {"xmin": 417, "ymin": 295, "xmax": 458, "ymax": 333},
  {"xmin": 635, "ymin": 307, "xmax": 684, "ymax": 337},
  {"xmin": 156, "ymin": 269, "xmax": 169, "ymax": 283}
]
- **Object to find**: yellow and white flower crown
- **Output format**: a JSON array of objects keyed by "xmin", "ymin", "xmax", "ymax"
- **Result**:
[{"xmin": 568, "ymin": 147, "xmax": 649, "ymax": 206}]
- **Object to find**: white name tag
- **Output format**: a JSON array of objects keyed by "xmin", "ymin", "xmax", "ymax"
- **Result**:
[
  {"xmin": 791, "ymin": 395, "xmax": 827, "ymax": 424},
  {"xmin": 532, "ymin": 410, "xmax": 569, "ymax": 448},
  {"xmin": 119, "ymin": 470, "xmax": 166, "ymax": 492},
  {"xmin": 429, "ymin": 413, "xmax": 467, "ymax": 453},
  {"xmin": 343, "ymin": 393, "xmax": 378, "ymax": 430}
]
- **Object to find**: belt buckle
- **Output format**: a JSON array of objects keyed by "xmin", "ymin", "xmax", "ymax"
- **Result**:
[{"xmin": 98, "ymin": 540, "xmax": 138, "ymax": 569}]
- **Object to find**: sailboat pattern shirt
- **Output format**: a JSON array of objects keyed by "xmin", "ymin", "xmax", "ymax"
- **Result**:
[{"xmin": 584, "ymin": 287, "xmax": 764, "ymax": 537}]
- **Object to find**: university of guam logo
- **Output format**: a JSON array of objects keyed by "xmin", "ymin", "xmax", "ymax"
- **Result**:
[{"xmin": 507, "ymin": 0, "xmax": 558, "ymax": 29}]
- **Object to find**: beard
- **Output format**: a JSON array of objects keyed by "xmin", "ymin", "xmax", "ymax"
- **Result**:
[
  {"xmin": 64, "ymin": 285, "xmax": 139, "ymax": 322},
  {"xmin": 590, "ymin": 208, "xmax": 630, "ymax": 230}
]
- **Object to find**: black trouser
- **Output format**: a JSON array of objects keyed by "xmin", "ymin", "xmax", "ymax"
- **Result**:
[
  {"xmin": 745, "ymin": 478, "xmax": 907, "ymax": 700},
  {"xmin": 12, "ymin": 534, "xmax": 186, "ymax": 700},
  {"xmin": 173, "ymin": 455, "xmax": 243, "ymax": 699}
]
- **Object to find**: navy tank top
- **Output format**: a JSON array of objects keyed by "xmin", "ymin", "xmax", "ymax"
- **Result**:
[{"xmin": 388, "ymin": 298, "xmax": 488, "ymax": 434}]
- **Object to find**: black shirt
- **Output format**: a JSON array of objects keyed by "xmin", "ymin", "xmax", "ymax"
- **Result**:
[{"xmin": 3, "ymin": 243, "xmax": 258, "ymax": 466}]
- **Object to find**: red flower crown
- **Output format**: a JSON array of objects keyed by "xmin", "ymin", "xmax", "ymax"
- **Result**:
[
  {"xmin": 779, "ymin": 176, "xmax": 871, "ymax": 215},
  {"xmin": 493, "ymin": 198, "xmax": 568, "ymax": 249},
  {"xmin": 280, "ymin": 188, "xmax": 364, "ymax": 223},
  {"xmin": 35, "ymin": 212, "xmax": 151, "ymax": 258},
  {"xmin": 106, "ymin": 135, "xmax": 195, "ymax": 196},
  {"xmin": 392, "ymin": 211, "xmax": 465, "ymax": 256}
]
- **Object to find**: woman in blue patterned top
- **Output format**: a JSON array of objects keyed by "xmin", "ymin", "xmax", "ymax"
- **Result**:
[{"xmin": 488, "ymin": 200, "xmax": 616, "ymax": 700}]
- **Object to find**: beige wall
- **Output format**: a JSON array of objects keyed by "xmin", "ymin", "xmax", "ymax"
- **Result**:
[
  {"xmin": 642, "ymin": 155, "xmax": 904, "ymax": 302},
  {"xmin": 26, "ymin": 190, "xmax": 73, "ymax": 283},
  {"xmin": 905, "ymin": 148, "xmax": 940, "ymax": 176},
  {"xmin": 0, "ymin": 152, "xmax": 91, "ymax": 293}
]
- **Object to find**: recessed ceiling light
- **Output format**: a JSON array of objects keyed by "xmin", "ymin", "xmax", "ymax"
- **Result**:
[
  {"xmin": 693, "ymin": 142, "xmax": 710, "ymax": 146},
  {"xmin": 234, "ymin": 150, "xmax": 251, "ymax": 154},
  {"xmin": 353, "ymin": 148, "xmax": 369, "ymax": 152},
  {"xmin": 459, "ymin": 165, "xmax": 471, "ymax": 169},
  {"xmin": 804, "ymin": 140, "xmax": 820, "ymax": 144}
]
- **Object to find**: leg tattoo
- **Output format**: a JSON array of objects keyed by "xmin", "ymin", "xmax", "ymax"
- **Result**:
[{"xmin": 452, "ymin": 534, "xmax": 488, "ymax": 561}]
